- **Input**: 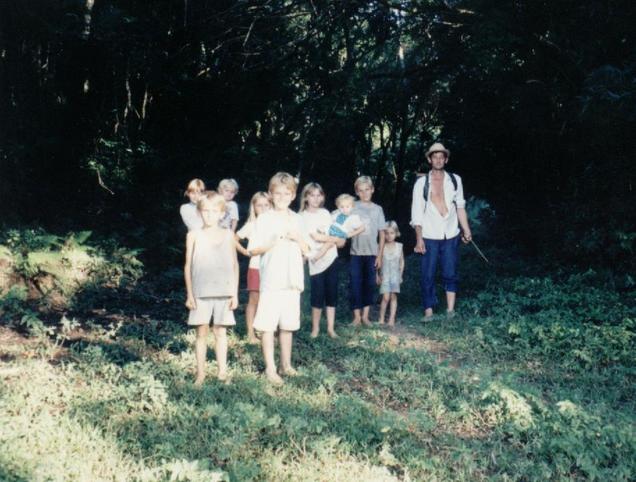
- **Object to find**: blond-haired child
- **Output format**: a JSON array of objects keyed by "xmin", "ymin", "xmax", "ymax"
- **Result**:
[
  {"xmin": 311, "ymin": 193, "xmax": 364, "ymax": 262},
  {"xmin": 249, "ymin": 172, "xmax": 310, "ymax": 385},
  {"xmin": 377, "ymin": 221, "xmax": 404, "ymax": 327},
  {"xmin": 236, "ymin": 191, "xmax": 272, "ymax": 343},
  {"xmin": 350, "ymin": 175, "xmax": 386, "ymax": 326},
  {"xmin": 218, "ymin": 178, "xmax": 240, "ymax": 231},
  {"xmin": 184, "ymin": 191, "xmax": 239, "ymax": 385},
  {"xmin": 299, "ymin": 183, "xmax": 346, "ymax": 338},
  {"xmin": 180, "ymin": 178, "xmax": 206, "ymax": 231}
]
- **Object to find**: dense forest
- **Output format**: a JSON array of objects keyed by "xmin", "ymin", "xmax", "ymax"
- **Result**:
[
  {"xmin": 2, "ymin": 0, "xmax": 634, "ymax": 268},
  {"xmin": 1, "ymin": 2, "xmax": 635, "ymax": 480}
]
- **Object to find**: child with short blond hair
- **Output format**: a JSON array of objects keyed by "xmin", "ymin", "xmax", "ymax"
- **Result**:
[
  {"xmin": 350, "ymin": 175, "xmax": 386, "ymax": 326},
  {"xmin": 218, "ymin": 178, "xmax": 240, "ymax": 231},
  {"xmin": 249, "ymin": 172, "xmax": 310, "ymax": 385},
  {"xmin": 377, "ymin": 221, "xmax": 404, "ymax": 327},
  {"xmin": 236, "ymin": 191, "xmax": 272, "ymax": 343},
  {"xmin": 180, "ymin": 178, "xmax": 206, "ymax": 231},
  {"xmin": 184, "ymin": 191, "xmax": 239, "ymax": 385}
]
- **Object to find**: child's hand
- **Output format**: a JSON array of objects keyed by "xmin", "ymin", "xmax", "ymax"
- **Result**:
[
  {"xmin": 376, "ymin": 274, "xmax": 382, "ymax": 286},
  {"xmin": 375, "ymin": 255, "xmax": 382, "ymax": 270},
  {"xmin": 286, "ymin": 230, "xmax": 301, "ymax": 242},
  {"xmin": 229, "ymin": 296, "xmax": 238, "ymax": 310},
  {"xmin": 185, "ymin": 296, "xmax": 196, "ymax": 310}
]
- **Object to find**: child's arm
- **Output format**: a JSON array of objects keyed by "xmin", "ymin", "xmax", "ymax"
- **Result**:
[
  {"xmin": 287, "ymin": 230, "xmax": 310, "ymax": 255},
  {"xmin": 230, "ymin": 219, "xmax": 238, "ymax": 232},
  {"xmin": 399, "ymin": 244, "xmax": 405, "ymax": 282},
  {"xmin": 310, "ymin": 232, "xmax": 346, "ymax": 248},
  {"xmin": 230, "ymin": 234, "xmax": 239, "ymax": 309},
  {"xmin": 347, "ymin": 225, "xmax": 365, "ymax": 238},
  {"xmin": 183, "ymin": 232, "xmax": 196, "ymax": 310},
  {"xmin": 375, "ymin": 228, "xmax": 386, "ymax": 269},
  {"xmin": 234, "ymin": 233, "xmax": 251, "ymax": 257}
]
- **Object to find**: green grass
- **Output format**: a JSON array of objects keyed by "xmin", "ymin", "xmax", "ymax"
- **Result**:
[{"xmin": 1, "ymin": 249, "xmax": 634, "ymax": 481}]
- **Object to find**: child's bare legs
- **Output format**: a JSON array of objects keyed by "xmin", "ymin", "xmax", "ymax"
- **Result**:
[
  {"xmin": 388, "ymin": 293, "xmax": 398, "ymax": 326},
  {"xmin": 326, "ymin": 306, "xmax": 337, "ymax": 338},
  {"xmin": 246, "ymin": 291, "xmax": 259, "ymax": 343},
  {"xmin": 352, "ymin": 307, "xmax": 372, "ymax": 326},
  {"xmin": 279, "ymin": 330, "xmax": 296, "ymax": 375},
  {"xmin": 261, "ymin": 331, "xmax": 283, "ymax": 385},
  {"xmin": 379, "ymin": 293, "xmax": 390, "ymax": 324},
  {"xmin": 194, "ymin": 325, "xmax": 209, "ymax": 385},
  {"xmin": 361, "ymin": 306, "xmax": 372, "ymax": 326},
  {"xmin": 212, "ymin": 325, "xmax": 228, "ymax": 380},
  {"xmin": 446, "ymin": 291, "xmax": 456, "ymax": 313},
  {"xmin": 311, "ymin": 308, "xmax": 322, "ymax": 338},
  {"xmin": 352, "ymin": 309, "xmax": 362, "ymax": 326}
]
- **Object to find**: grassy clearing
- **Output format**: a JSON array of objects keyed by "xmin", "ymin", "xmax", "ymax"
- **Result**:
[{"xmin": 1, "ymin": 244, "xmax": 634, "ymax": 481}]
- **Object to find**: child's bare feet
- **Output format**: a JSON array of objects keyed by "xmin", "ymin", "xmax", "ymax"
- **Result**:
[
  {"xmin": 280, "ymin": 366, "xmax": 298, "ymax": 377},
  {"xmin": 265, "ymin": 370, "xmax": 284, "ymax": 386},
  {"xmin": 194, "ymin": 375, "xmax": 205, "ymax": 387},
  {"xmin": 310, "ymin": 330, "xmax": 319, "ymax": 338},
  {"xmin": 388, "ymin": 320, "xmax": 395, "ymax": 328},
  {"xmin": 327, "ymin": 330, "xmax": 338, "ymax": 339},
  {"xmin": 217, "ymin": 370, "xmax": 229, "ymax": 383},
  {"xmin": 352, "ymin": 317, "xmax": 362, "ymax": 326},
  {"xmin": 362, "ymin": 318, "xmax": 372, "ymax": 327},
  {"xmin": 378, "ymin": 319, "xmax": 385, "ymax": 325}
]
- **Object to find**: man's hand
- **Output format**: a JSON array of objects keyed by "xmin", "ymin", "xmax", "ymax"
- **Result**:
[
  {"xmin": 414, "ymin": 238, "xmax": 426, "ymax": 254},
  {"xmin": 461, "ymin": 230, "xmax": 472, "ymax": 244}
]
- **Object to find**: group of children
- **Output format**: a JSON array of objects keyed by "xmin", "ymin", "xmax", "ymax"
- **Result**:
[{"xmin": 180, "ymin": 173, "xmax": 404, "ymax": 386}]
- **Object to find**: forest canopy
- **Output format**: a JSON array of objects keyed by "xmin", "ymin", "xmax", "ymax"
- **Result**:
[{"xmin": 1, "ymin": 0, "xmax": 634, "ymax": 267}]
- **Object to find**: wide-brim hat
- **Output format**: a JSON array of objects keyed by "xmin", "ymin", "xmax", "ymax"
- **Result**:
[{"xmin": 426, "ymin": 142, "xmax": 450, "ymax": 159}]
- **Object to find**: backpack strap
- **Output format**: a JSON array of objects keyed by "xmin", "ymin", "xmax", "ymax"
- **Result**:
[{"xmin": 422, "ymin": 171, "xmax": 458, "ymax": 211}]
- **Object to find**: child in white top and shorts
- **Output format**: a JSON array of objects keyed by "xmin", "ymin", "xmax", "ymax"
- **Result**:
[
  {"xmin": 184, "ymin": 191, "xmax": 239, "ymax": 385},
  {"xmin": 248, "ymin": 172, "xmax": 310, "ymax": 385}
]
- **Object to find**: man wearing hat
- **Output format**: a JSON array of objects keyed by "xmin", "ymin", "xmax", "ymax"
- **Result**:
[{"xmin": 411, "ymin": 142, "xmax": 472, "ymax": 319}]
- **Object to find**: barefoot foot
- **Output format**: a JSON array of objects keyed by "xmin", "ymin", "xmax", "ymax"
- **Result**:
[
  {"xmin": 265, "ymin": 371, "xmax": 284, "ymax": 386},
  {"xmin": 327, "ymin": 330, "xmax": 338, "ymax": 339},
  {"xmin": 280, "ymin": 366, "xmax": 298, "ymax": 377}
]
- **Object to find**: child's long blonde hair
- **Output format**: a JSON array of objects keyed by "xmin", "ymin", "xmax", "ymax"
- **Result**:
[
  {"xmin": 246, "ymin": 191, "xmax": 272, "ymax": 223},
  {"xmin": 299, "ymin": 182, "xmax": 325, "ymax": 212}
]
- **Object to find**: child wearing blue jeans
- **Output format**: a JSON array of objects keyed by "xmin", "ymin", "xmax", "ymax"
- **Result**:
[{"xmin": 350, "ymin": 176, "xmax": 386, "ymax": 326}]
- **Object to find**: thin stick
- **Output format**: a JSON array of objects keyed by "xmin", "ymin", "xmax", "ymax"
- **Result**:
[{"xmin": 470, "ymin": 239, "xmax": 490, "ymax": 264}]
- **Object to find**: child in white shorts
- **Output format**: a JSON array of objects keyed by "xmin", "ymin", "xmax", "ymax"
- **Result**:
[
  {"xmin": 184, "ymin": 191, "xmax": 239, "ymax": 385},
  {"xmin": 248, "ymin": 172, "xmax": 310, "ymax": 385}
]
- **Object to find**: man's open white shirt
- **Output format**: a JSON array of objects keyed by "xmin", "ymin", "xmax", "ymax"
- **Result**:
[{"xmin": 410, "ymin": 172, "xmax": 466, "ymax": 240}]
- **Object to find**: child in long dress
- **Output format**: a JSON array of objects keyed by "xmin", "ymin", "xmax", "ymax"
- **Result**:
[{"xmin": 184, "ymin": 191, "xmax": 239, "ymax": 385}]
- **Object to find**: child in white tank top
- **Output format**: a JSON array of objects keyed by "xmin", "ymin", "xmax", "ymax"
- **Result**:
[{"xmin": 184, "ymin": 191, "xmax": 239, "ymax": 386}]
